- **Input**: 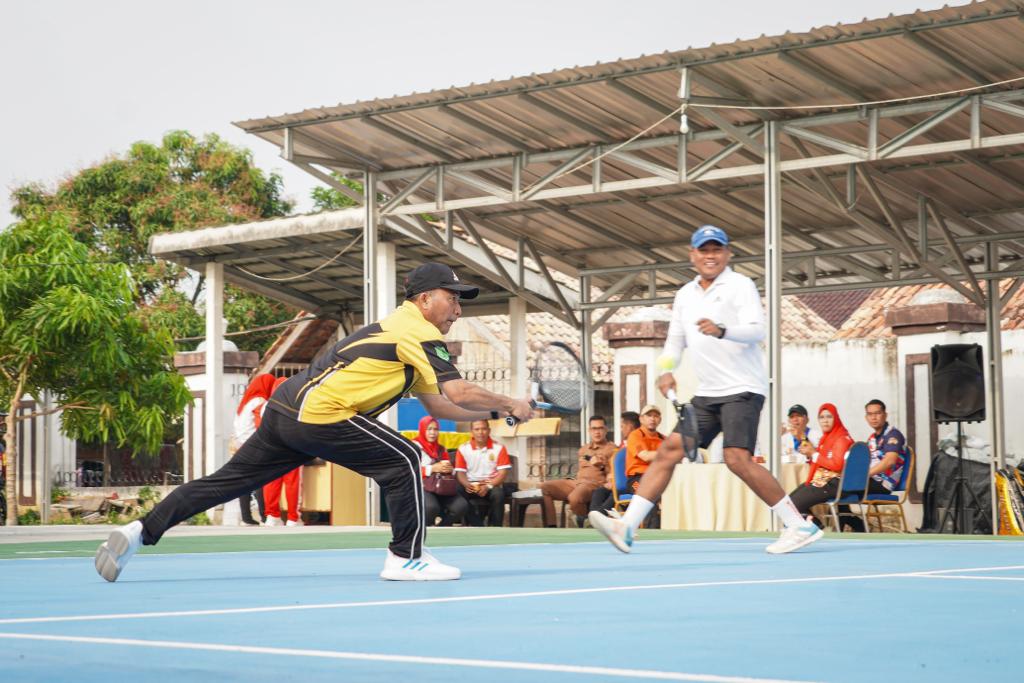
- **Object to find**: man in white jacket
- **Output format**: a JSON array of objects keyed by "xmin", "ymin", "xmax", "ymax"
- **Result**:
[{"xmin": 590, "ymin": 225, "xmax": 823, "ymax": 555}]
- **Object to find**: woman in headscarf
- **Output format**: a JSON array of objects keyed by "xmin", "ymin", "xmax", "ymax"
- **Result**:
[
  {"xmin": 414, "ymin": 416, "xmax": 468, "ymax": 526},
  {"xmin": 231, "ymin": 373, "xmax": 277, "ymax": 525},
  {"xmin": 786, "ymin": 403, "xmax": 854, "ymax": 527},
  {"xmin": 261, "ymin": 376, "xmax": 304, "ymax": 526}
]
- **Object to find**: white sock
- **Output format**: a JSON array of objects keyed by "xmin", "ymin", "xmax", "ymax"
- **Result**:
[
  {"xmin": 622, "ymin": 496, "xmax": 655, "ymax": 532},
  {"xmin": 771, "ymin": 496, "xmax": 806, "ymax": 528}
]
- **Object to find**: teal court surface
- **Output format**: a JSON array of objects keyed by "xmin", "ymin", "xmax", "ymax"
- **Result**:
[{"xmin": 1, "ymin": 527, "xmax": 1021, "ymax": 682}]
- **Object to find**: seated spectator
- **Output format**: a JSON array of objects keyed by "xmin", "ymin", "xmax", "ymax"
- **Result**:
[
  {"xmin": 780, "ymin": 404, "xmax": 820, "ymax": 464},
  {"xmin": 626, "ymin": 405, "xmax": 664, "ymax": 492},
  {"xmin": 625, "ymin": 405, "xmax": 665, "ymax": 528},
  {"xmin": 844, "ymin": 399, "xmax": 909, "ymax": 532},
  {"xmin": 590, "ymin": 411, "xmax": 640, "ymax": 516},
  {"xmin": 455, "ymin": 420, "xmax": 511, "ymax": 527},
  {"xmin": 541, "ymin": 415, "xmax": 617, "ymax": 527},
  {"xmin": 414, "ymin": 416, "xmax": 468, "ymax": 527},
  {"xmin": 787, "ymin": 403, "xmax": 853, "ymax": 527}
]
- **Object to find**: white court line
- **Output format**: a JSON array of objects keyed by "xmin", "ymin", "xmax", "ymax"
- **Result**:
[
  {"xmin": 3, "ymin": 564, "xmax": 1023, "ymax": 626},
  {"xmin": 0, "ymin": 537, "xmax": 766, "ymax": 562},
  {"xmin": 918, "ymin": 575, "xmax": 1024, "ymax": 582},
  {"xmin": 0, "ymin": 632, "xmax": 818, "ymax": 683}
]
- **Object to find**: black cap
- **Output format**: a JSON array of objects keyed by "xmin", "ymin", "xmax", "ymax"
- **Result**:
[
  {"xmin": 404, "ymin": 262, "xmax": 479, "ymax": 300},
  {"xmin": 787, "ymin": 404, "xmax": 808, "ymax": 417}
]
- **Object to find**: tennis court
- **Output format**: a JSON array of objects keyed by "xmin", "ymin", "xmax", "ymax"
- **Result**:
[{"xmin": 1, "ymin": 528, "xmax": 1021, "ymax": 682}]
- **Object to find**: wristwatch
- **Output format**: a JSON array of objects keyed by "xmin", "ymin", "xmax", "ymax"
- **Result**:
[
  {"xmin": 716, "ymin": 323, "xmax": 727, "ymax": 339},
  {"xmin": 489, "ymin": 410, "xmax": 500, "ymax": 420}
]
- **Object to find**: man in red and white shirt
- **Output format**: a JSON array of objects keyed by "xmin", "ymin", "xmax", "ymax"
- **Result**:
[{"xmin": 455, "ymin": 420, "xmax": 511, "ymax": 526}]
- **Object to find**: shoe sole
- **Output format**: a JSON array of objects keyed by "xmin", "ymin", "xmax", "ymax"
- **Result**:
[
  {"xmin": 380, "ymin": 569, "xmax": 461, "ymax": 581},
  {"xmin": 587, "ymin": 511, "xmax": 632, "ymax": 554},
  {"xmin": 94, "ymin": 528, "xmax": 133, "ymax": 582},
  {"xmin": 766, "ymin": 526, "xmax": 824, "ymax": 555}
]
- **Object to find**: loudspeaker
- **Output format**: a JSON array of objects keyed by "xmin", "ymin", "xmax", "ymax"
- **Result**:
[{"xmin": 930, "ymin": 343, "xmax": 985, "ymax": 423}]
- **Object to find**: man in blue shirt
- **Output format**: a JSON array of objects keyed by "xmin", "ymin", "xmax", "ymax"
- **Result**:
[{"xmin": 846, "ymin": 399, "xmax": 908, "ymax": 532}]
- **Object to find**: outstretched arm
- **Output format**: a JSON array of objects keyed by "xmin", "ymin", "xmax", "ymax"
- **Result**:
[{"xmin": 417, "ymin": 379, "xmax": 532, "ymax": 422}]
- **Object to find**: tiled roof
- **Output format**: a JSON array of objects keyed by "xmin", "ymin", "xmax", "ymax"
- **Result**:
[
  {"xmin": 834, "ymin": 281, "xmax": 1024, "ymax": 339},
  {"xmin": 780, "ymin": 296, "xmax": 836, "ymax": 343},
  {"xmin": 797, "ymin": 290, "xmax": 872, "ymax": 329}
]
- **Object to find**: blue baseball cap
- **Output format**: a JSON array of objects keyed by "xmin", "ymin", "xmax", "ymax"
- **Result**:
[{"xmin": 691, "ymin": 225, "xmax": 729, "ymax": 248}]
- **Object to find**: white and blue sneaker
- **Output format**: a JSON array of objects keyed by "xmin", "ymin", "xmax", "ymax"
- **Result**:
[
  {"xmin": 380, "ymin": 549, "xmax": 461, "ymax": 581},
  {"xmin": 766, "ymin": 522, "xmax": 823, "ymax": 554},
  {"xmin": 588, "ymin": 510, "xmax": 634, "ymax": 553},
  {"xmin": 94, "ymin": 520, "xmax": 143, "ymax": 582}
]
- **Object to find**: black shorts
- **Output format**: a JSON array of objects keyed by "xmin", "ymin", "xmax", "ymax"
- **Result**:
[{"xmin": 687, "ymin": 392, "xmax": 764, "ymax": 453}]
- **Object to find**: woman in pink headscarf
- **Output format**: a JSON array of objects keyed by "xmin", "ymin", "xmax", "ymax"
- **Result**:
[
  {"xmin": 414, "ymin": 416, "xmax": 468, "ymax": 526},
  {"xmin": 785, "ymin": 403, "xmax": 854, "ymax": 527},
  {"xmin": 231, "ymin": 373, "xmax": 277, "ymax": 525}
]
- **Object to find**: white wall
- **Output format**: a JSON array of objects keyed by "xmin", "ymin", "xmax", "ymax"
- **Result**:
[{"xmin": 777, "ymin": 339, "xmax": 899, "ymax": 442}]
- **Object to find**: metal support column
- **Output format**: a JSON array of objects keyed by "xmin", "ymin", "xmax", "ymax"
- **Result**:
[
  {"xmin": 363, "ymin": 172, "xmax": 379, "ymax": 327},
  {"xmin": 508, "ymin": 297, "xmax": 529, "ymax": 480},
  {"xmin": 984, "ymin": 244, "xmax": 1005, "ymax": 535},
  {"xmin": 362, "ymin": 171, "xmax": 379, "ymax": 527},
  {"xmin": 41, "ymin": 391, "xmax": 51, "ymax": 524},
  {"xmin": 580, "ymin": 274, "xmax": 593, "ymax": 445},
  {"xmin": 204, "ymin": 261, "xmax": 225, "ymax": 478},
  {"xmin": 764, "ymin": 122, "xmax": 784, "ymax": 524}
]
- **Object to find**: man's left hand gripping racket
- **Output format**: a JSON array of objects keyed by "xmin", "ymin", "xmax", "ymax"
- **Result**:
[{"xmin": 506, "ymin": 341, "xmax": 591, "ymax": 426}]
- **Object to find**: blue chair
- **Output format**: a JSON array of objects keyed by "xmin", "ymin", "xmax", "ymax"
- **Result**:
[
  {"xmin": 610, "ymin": 447, "xmax": 633, "ymax": 513},
  {"xmin": 862, "ymin": 447, "xmax": 915, "ymax": 533},
  {"xmin": 824, "ymin": 442, "xmax": 870, "ymax": 532}
]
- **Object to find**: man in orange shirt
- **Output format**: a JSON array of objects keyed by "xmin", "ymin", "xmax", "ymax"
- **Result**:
[{"xmin": 626, "ymin": 405, "xmax": 664, "ymax": 492}]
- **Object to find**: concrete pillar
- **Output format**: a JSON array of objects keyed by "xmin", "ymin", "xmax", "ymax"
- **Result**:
[
  {"xmin": 603, "ymin": 311, "xmax": 684, "ymax": 444},
  {"xmin": 508, "ymin": 297, "xmax": 529, "ymax": 479},
  {"xmin": 204, "ymin": 262, "xmax": 225, "ymax": 476}
]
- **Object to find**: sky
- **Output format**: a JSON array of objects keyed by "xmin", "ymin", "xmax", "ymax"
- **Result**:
[{"xmin": 1, "ymin": 0, "xmax": 956, "ymax": 227}]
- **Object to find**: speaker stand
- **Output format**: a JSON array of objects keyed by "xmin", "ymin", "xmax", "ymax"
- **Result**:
[{"xmin": 938, "ymin": 421, "xmax": 989, "ymax": 534}]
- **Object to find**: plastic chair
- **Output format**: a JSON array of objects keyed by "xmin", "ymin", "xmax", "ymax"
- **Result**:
[
  {"xmin": 862, "ymin": 447, "xmax": 915, "ymax": 533},
  {"xmin": 610, "ymin": 447, "xmax": 633, "ymax": 513},
  {"xmin": 824, "ymin": 442, "xmax": 870, "ymax": 532}
]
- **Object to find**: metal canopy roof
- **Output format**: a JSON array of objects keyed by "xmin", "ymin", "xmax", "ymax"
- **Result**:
[{"xmin": 225, "ymin": 0, "xmax": 1024, "ymax": 316}]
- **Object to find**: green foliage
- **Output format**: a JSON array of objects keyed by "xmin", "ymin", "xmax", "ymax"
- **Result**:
[
  {"xmin": 0, "ymin": 212, "xmax": 193, "ymax": 456},
  {"xmin": 51, "ymin": 486, "xmax": 70, "ymax": 503},
  {"xmin": 187, "ymin": 511, "xmax": 211, "ymax": 526},
  {"xmin": 10, "ymin": 130, "xmax": 297, "ymax": 355},
  {"xmin": 136, "ymin": 486, "xmax": 160, "ymax": 506},
  {"xmin": 311, "ymin": 175, "xmax": 363, "ymax": 212},
  {"xmin": 17, "ymin": 509, "xmax": 41, "ymax": 526}
]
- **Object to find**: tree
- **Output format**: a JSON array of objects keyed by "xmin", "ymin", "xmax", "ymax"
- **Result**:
[
  {"xmin": 0, "ymin": 211, "xmax": 192, "ymax": 524},
  {"xmin": 11, "ymin": 131, "xmax": 299, "ymax": 353}
]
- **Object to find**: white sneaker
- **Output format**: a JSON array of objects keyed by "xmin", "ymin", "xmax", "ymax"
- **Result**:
[
  {"xmin": 587, "ymin": 510, "xmax": 634, "ymax": 554},
  {"xmin": 264, "ymin": 516, "xmax": 283, "ymax": 527},
  {"xmin": 766, "ymin": 523, "xmax": 824, "ymax": 555},
  {"xmin": 285, "ymin": 519, "xmax": 303, "ymax": 527},
  {"xmin": 379, "ymin": 549, "xmax": 461, "ymax": 581},
  {"xmin": 94, "ymin": 520, "xmax": 143, "ymax": 582}
]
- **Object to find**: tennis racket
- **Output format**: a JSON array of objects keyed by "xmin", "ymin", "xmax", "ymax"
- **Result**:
[
  {"xmin": 666, "ymin": 388, "xmax": 700, "ymax": 462},
  {"xmin": 505, "ymin": 341, "xmax": 592, "ymax": 426}
]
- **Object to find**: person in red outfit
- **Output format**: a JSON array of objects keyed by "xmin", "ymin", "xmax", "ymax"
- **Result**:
[
  {"xmin": 786, "ymin": 403, "xmax": 854, "ymax": 526},
  {"xmin": 261, "ymin": 377, "xmax": 302, "ymax": 527},
  {"xmin": 230, "ymin": 373, "xmax": 277, "ymax": 525}
]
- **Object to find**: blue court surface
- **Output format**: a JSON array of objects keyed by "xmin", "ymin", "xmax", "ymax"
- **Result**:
[{"xmin": 1, "ymin": 534, "xmax": 1021, "ymax": 682}]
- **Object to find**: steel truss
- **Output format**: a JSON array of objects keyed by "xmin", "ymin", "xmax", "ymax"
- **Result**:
[{"xmin": 349, "ymin": 90, "xmax": 1024, "ymax": 216}]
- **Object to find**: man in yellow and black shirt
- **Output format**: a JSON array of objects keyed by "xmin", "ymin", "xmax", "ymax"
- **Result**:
[{"xmin": 96, "ymin": 263, "xmax": 534, "ymax": 583}]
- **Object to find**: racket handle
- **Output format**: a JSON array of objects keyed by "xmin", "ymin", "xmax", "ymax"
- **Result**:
[
  {"xmin": 666, "ymin": 388, "xmax": 679, "ymax": 405},
  {"xmin": 504, "ymin": 399, "xmax": 544, "ymax": 426}
]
